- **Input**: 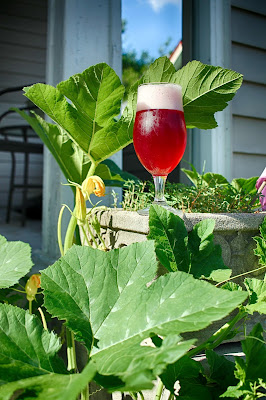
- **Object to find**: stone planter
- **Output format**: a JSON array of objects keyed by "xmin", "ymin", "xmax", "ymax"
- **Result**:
[
  {"xmin": 90, "ymin": 208, "xmax": 266, "ymax": 340},
  {"xmin": 93, "ymin": 209, "xmax": 266, "ymax": 281}
]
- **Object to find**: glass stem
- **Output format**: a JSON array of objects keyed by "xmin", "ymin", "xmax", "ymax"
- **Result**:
[{"xmin": 153, "ymin": 175, "xmax": 167, "ymax": 204}]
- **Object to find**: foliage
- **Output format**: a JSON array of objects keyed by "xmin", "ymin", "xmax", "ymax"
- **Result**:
[
  {"xmin": 0, "ymin": 207, "xmax": 265, "ymax": 399},
  {"xmin": 160, "ymin": 325, "xmax": 266, "ymax": 400},
  {"xmin": 0, "ymin": 235, "xmax": 33, "ymax": 289},
  {"xmin": 221, "ymin": 324, "xmax": 266, "ymax": 399},
  {"xmin": 121, "ymin": 19, "xmax": 173, "ymax": 98},
  {"xmin": 148, "ymin": 205, "xmax": 231, "ymax": 282},
  {"xmin": 122, "ymin": 50, "xmax": 154, "ymax": 98},
  {"xmin": 121, "ymin": 165, "xmax": 260, "ymax": 213}
]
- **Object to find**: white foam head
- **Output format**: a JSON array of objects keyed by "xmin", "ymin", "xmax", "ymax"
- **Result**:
[{"xmin": 136, "ymin": 83, "xmax": 183, "ymax": 112}]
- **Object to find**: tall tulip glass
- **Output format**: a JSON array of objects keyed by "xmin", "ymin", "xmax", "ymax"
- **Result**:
[{"xmin": 133, "ymin": 83, "xmax": 187, "ymax": 215}]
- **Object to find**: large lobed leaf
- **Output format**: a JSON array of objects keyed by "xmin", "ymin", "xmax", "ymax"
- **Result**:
[
  {"xmin": 15, "ymin": 109, "xmax": 124, "ymax": 190},
  {"xmin": 23, "ymin": 63, "xmax": 133, "ymax": 163},
  {"xmin": 148, "ymin": 205, "xmax": 231, "ymax": 282},
  {"xmin": 41, "ymin": 241, "xmax": 247, "ymax": 391},
  {"xmin": 173, "ymin": 60, "xmax": 243, "ymax": 129},
  {"xmin": 0, "ymin": 303, "xmax": 66, "ymax": 384},
  {"xmin": 128, "ymin": 57, "xmax": 243, "ymax": 130},
  {"xmin": 221, "ymin": 323, "xmax": 266, "ymax": 398},
  {"xmin": 244, "ymin": 275, "xmax": 266, "ymax": 315},
  {"xmin": 0, "ymin": 235, "xmax": 33, "ymax": 289},
  {"xmin": 161, "ymin": 350, "xmax": 237, "ymax": 399},
  {"xmin": 0, "ymin": 361, "xmax": 96, "ymax": 400}
]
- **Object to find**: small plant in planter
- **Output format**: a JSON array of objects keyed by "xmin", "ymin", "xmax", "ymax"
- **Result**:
[
  {"xmin": 1, "ymin": 57, "xmax": 264, "ymax": 399},
  {"xmin": 121, "ymin": 165, "xmax": 261, "ymax": 213}
]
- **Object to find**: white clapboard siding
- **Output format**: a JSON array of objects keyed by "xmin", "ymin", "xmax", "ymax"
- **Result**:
[
  {"xmin": 0, "ymin": 0, "xmax": 47, "ymax": 209},
  {"xmin": 231, "ymin": 8, "xmax": 266, "ymax": 50},
  {"xmin": 232, "ymin": 117, "xmax": 266, "ymax": 154},
  {"xmin": 233, "ymin": 154, "xmax": 266, "ymax": 179},
  {"xmin": 231, "ymin": 0, "xmax": 266, "ymax": 17},
  {"xmin": 231, "ymin": 83, "xmax": 266, "ymax": 119},
  {"xmin": 0, "ymin": 44, "xmax": 46, "ymax": 64},
  {"xmin": 232, "ymin": 44, "xmax": 266, "ymax": 85},
  {"xmin": 231, "ymin": 2, "xmax": 266, "ymax": 180}
]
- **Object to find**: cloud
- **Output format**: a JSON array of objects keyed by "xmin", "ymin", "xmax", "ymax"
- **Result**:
[{"xmin": 147, "ymin": 0, "xmax": 181, "ymax": 12}]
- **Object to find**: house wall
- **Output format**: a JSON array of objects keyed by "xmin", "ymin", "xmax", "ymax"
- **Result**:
[
  {"xmin": 230, "ymin": 0, "xmax": 266, "ymax": 179},
  {"xmin": 182, "ymin": 0, "xmax": 266, "ymax": 181},
  {"xmin": 0, "ymin": 0, "xmax": 47, "ymax": 210}
]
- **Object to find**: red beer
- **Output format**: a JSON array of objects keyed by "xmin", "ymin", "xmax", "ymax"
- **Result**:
[{"xmin": 133, "ymin": 108, "xmax": 187, "ymax": 176}]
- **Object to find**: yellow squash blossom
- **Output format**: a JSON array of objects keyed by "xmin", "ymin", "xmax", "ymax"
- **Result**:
[
  {"xmin": 81, "ymin": 175, "xmax": 105, "ymax": 200},
  {"xmin": 25, "ymin": 274, "xmax": 41, "ymax": 301}
]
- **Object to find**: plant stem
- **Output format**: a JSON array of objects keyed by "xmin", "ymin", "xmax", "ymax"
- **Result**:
[
  {"xmin": 62, "ymin": 211, "xmax": 78, "ymax": 373},
  {"xmin": 28, "ymin": 300, "xmax": 32, "ymax": 315},
  {"xmin": 216, "ymin": 265, "xmax": 266, "ymax": 287},
  {"xmin": 129, "ymin": 393, "xmax": 138, "ymax": 400},
  {"xmin": 57, "ymin": 205, "xmax": 66, "ymax": 256},
  {"xmin": 66, "ymin": 327, "xmax": 77, "ymax": 372},
  {"xmin": 139, "ymin": 392, "xmax": 145, "ymax": 400},
  {"xmin": 87, "ymin": 159, "xmax": 97, "ymax": 178},
  {"xmin": 208, "ymin": 309, "xmax": 247, "ymax": 349},
  {"xmin": 155, "ymin": 380, "xmax": 164, "ymax": 400},
  {"xmin": 64, "ymin": 211, "xmax": 78, "ymax": 254},
  {"xmin": 38, "ymin": 307, "xmax": 48, "ymax": 330},
  {"xmin": 96, "ymin": 231, "xmax": 107, "ymax": 250},
  {"xmin": 86, "ymin": 220, "xmax": 99, "ymax": 249},
  {"xmin": 81, "ymin": 225, "xmax": 93, "ymax": 247},
  {"xmin": 62, "ymin": 159, "xmax": 98, "ymax": 376},
  {"xmin": 187, "ymin": 308, "xmax": 247, "ymax": 358},
  {"xmin": 80, "ymin": 384, "xmax": 89, "ymax": 400}
]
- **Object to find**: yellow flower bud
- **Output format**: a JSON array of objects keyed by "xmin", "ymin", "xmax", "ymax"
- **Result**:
[
  {"xmin": 25, "ymin": 274, "xmax": 41, "ymax": 301},
  {"xmin": 75, "ymin": 187, "xmax": 87, "ymax": 226},
  {"xmin": 82, "ymin": 176, "xmax": 105, "ymax": 200}
]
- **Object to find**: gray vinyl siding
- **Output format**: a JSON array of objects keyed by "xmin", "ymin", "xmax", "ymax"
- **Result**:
[
  {"xmin": 231, "ymin": 1, "xmax": 266, "ymax": 179},
  {"xmin": 0, "ymin": 0, "xmax": 47, "ymax": 209}
]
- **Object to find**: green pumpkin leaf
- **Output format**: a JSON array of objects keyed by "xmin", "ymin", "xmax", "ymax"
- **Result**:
[
  {"xmin": 160, "ymin": 355, "xmax": 204, "ymax": 394},
  {"xmin": 253, "ymin": 218, "xmax": 266, "ymax": 267},
  {"xmin": 221, "ymin": 324, "xmax": 266, "ymax": 398},
  {"xmin": 188, "ymin": 219, "xmax": 231, "ymax": 281},
  {"xmin": 0, "ymin": 303, "xmax": 66, "ymax": 384},
  {"xmin": 244, "ymin": 275, "xmax": 266, "ymax": 314},
  {"xmin": 15, "ymin": 110, "xmax": 125, "ymax": 189},
  {"xmin": 231, "ymin": 177, "xmax": 259, "ymax": 196},
  {"xmin": 221, "ymin": 282, "xmax": 243, "ymax": 292},
  {"xmin": 101, "ymin": 159, "xmax": 140, "ymax": 187},
  {"xmin": 0, "ymin": 361, "xmax": 96, "ymax": 400},
  {"xmin": 241, "ymin": 324, "xmax": 266, "ymax": 382},
  {"xmin": 147, "ymin": 204, "xmax": 189, "ymax": 272},
  {"xmin": 203, "ymin": 172, "xmax": 229, "ymax": 187},
  {"xmin": 206, "ymin": 349, "xmax": 237, "ymax": 390},
  {"xmin": 0, "ymin": 235, "xmax": 33, "ymax": 289},
  {"xmin": 148, "ymin": 205, "xmax": 231, "ymax": 282},
  {"xmin": 23, "ymin": 63, "xmax": 133, "ymax": 163},
  {"xmin": 15, "ymin": 109, "xmax": 91, "ymax": 188},
  {"xmin": 173, "ymin": 60, "xmax": 243, "ymax": 129},
  {"xmin": 181, "ymin": 164, "xmax": 202, "ymax": 187},
  {"xmin": 41, "ymin": 241, "xmax": 246, "ymax": 391}
]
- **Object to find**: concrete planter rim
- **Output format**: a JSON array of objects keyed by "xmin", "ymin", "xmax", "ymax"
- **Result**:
[{"xmin": 95, "ymin": 208, "xmax": 266, "ymax": 234}]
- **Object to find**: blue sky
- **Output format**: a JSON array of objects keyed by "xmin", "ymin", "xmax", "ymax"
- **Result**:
[{"xmin": 122, "ymin": 0, "xmax": 182, "ymax": 59}]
